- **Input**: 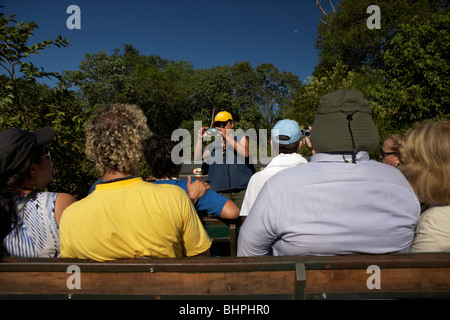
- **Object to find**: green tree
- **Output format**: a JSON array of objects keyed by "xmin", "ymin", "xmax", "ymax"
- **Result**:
[
  {"xmin": 314, "ymin": 0, "xmax": 446, "ymax": 76},
  {"xmin": 285, "ymin": 3, "xmax": 448, "ymax": 159},
  {"xmin": 39, "ymin": 87, "xmax": 97, "ymax": 198},
  {"xmin": 127, "ymin": 52, "xmax": 195, "ymax": 135},
  {"xmin": 64, "ymin": 45, "xmax": 197, "ymax": 135},
  {"xmin": 283, "ymin": 62, "xmax": 365, "ymax": 128},
  {"xmin": 190, "ymin": 66, "xmax": 233, "ymax": 126},
  {"xmin": 0, "ymin": 9, "xmax": 96, "ymax": 199},
  {"xmin": 62, "ymin": 51, "xmax": 131, "ymax": 107},
  {"xmin": 255, "ymin": 63, "xmax": 302, "ymax": 128},
  {"xmin": 228, "ymin": 61, "xmax": 262, "ymax": 130},
  {"xmin": 0, "ymin": 9, "xmax": 69, "ymax": 126},
  {"xmin": 372, "ymin": 12, "xmax": 450, "ymax": 132}
]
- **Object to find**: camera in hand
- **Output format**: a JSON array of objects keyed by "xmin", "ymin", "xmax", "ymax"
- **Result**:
[
  {"xmin": 301, "ymin": 129, "xmax": 310, "ymax": 144},
  {"xmin": 300, "ymin": 129, "xmax": 310, "ymax": 137},
  {"xmin": 205, "ymin": 128, "xmax": 221, "ymax": 137}
]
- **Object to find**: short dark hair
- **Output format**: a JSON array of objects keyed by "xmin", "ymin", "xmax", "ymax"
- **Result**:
[
  {"xmin": 272, "ymin": 134, "xmax": 300, "ymax": 154},
  {"xmin": 144, "ymin": 136, "xmax": 182, "ymax": 179}
]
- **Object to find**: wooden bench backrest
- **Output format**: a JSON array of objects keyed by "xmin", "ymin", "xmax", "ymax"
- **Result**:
[{"xmin": 1, "ymin": 253, "xmax": 449, "ymax": 300}]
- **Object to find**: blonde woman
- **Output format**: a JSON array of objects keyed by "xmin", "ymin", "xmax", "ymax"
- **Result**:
[
  {"xmin": 399, "ymin": 120, "xmax": 450, "ymax": 252},
  {"xmin": 59, "ymin": 104, "xmax": 211, "ymax": 261}
]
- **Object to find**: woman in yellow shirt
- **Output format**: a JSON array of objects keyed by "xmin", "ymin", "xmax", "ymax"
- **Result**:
[{"xmin": 59, "ymin": 104, "xmax": 211, "ymax": 261}]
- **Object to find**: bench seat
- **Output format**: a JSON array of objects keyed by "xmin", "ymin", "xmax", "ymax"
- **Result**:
[{"xmin": 1, "ymin": 253, "xmax": 449, "ymax": 300}]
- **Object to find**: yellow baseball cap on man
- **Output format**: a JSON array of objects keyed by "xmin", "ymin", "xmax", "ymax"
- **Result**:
[{"xmin": 213, "ymin": 111, "xmax": 233, "ymax": 126}]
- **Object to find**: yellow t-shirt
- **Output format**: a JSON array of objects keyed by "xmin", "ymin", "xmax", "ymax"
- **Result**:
[{"xmin": 59, "ymin": 177, "xmax": 211, "ymax": 261}]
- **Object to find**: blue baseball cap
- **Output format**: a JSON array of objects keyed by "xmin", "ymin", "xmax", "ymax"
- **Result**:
[{"xmin": 271, "ymin": 119, "xmax": 302, "ymax": 145}]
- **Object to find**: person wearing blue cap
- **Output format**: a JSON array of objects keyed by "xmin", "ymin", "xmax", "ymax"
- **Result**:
[
  {"xmin": 239, "ymin": 119, "xmax": 308, "ymax": 216},
  {"xmin": 238, "ymin": 89, "xmax": 420, "ymax": 257}
]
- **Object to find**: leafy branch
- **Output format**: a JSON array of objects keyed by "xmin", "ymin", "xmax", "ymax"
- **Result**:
[{"xmin": 0, "ymin": 8, "xmax": 70, "ymax": 116}]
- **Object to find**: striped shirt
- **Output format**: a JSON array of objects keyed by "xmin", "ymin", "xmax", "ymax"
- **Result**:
[{"xmin": 3, "ymin": 192, "xmax": 60, "ymax": 257}]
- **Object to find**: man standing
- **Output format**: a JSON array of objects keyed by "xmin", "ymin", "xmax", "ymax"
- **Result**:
[
  {"xmin": 195, "ymin": 111, "xmax": 255, "ymax": 209},
  {"xmin": 238, "ymin": 89, "xmax": 420, "ymax": 256},
  {"xmin": 240, "ymin": 119, "xmax": 308, "ymax": 216}
]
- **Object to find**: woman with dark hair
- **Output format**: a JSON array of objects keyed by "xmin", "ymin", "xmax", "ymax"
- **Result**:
[{"xmin": 0, "ymin": 127, "xmax": 75, "ymax": 257}]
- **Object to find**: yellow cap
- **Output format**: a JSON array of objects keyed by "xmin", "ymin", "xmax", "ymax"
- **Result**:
[{"xmin": 213, "ymin": 111, "xmax": 233, "ymax": 124}]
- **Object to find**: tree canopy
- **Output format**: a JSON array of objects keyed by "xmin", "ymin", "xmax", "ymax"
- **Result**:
[
  {"xmin": 284, "ymin": 0, "xmax": 449, "ymax": 145},
  {"xmin": 1, "ymin": 2, "xmax": 449, "ymax": 199},
  {"xmin": 314, "ymin": 0, "xmax": 446, "ymax": 75}
]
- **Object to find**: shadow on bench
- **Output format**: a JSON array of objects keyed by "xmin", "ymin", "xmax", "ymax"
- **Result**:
[{"xmin": 1, "ymin": 253, "xmax": 449, "ymax": 300}]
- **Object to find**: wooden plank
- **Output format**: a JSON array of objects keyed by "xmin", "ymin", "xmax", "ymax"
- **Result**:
[
  {"xmin": 1, "ymin": 253, "xmax": 450, "ymax": 270},
  {"xmin": 305, "ymin": 267, "xmax": 450, "ymax": 294},
  {"xmin": 0, "ymin": 256, "xmax": 300, "ymax": 273},
  {"xmin": 0, "ymin": 270, "xmax": 296, "ymax": 298},
  {"xmin": 301, "ymin": 253, "xmax": 450, "ymax": 270},
  {"xmin": 1, "ymin": 254, "xmax": 449, "ymax": 300},
  {"xmin": 1, "ymin": 253, "xmax": 449, "ymax": 273}
]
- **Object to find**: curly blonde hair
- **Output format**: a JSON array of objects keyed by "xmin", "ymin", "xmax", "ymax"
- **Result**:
[
  {"xmin": 84, "ymin": 104, "xmax": 152, "ymax": 175},
  {"xmin": 399, "ymin": 120, "xmax": 450, "ymax": 205}
]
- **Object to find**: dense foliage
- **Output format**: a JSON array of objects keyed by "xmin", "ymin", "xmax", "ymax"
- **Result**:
[
  {"xmin": 1, "ymin": 2, "xmax": 448, "ymax": 199},
  {"xmin": 283, "ymin": 0, "xmax": 449, "ymax": 148}
]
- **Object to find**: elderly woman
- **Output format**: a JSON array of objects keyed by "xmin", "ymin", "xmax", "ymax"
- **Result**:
[
  {"xmin": 59, "ymin": 104, "xmax": 211, "ymax": 261},
  {"xmin": 399, "ymin": 120, "xmax": 450, "ymax": 252},
  {"xmin": 0, "ymin": 127, "xmax": 75, "ymax": 257}
]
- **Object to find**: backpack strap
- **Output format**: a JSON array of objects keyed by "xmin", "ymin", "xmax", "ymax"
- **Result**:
[{"xmin": 15, "ymin": 190, "xmax": 38, "ymax": 214}]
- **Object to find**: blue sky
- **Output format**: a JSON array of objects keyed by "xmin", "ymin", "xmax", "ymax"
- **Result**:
[{"xmin": 2, "ymin": 0, "xmax": 332, "ymax": 85}]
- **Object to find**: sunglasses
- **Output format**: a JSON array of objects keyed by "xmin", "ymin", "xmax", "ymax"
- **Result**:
[
  {"xmin": 215, "ymin": 121, "xmax": 230, "ymax": 128},
  {"xmin": 380, "ymin": 150, "xmax": 398, "ymax": 158},
  {"xmin": 41, "ymin": 151, "xmax": 51, "ymax": 161}
]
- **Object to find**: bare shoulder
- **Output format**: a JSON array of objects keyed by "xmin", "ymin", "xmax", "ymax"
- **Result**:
[
  {"xmin": 56, "ymin": 193, "xmax": 76, "ymax": 207},
  {"xmin": 54, "ymin": 193, "xmax": 77, "ymax": 225}
]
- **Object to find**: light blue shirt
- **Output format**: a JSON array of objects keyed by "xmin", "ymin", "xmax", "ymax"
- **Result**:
[{"xmin": 237, "ymin": 152, "xmax": 421, "ymax": 256}]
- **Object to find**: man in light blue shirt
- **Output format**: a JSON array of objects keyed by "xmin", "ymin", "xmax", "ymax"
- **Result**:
[
  {"xmin": 237, "ymin": 89, "xmax": 420, "ymax": 256},
  {"xmin": 240, "ymin": 119, "xmax": 308, "ymax": 216}
]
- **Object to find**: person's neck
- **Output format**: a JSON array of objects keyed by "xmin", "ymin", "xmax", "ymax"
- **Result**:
[
  {"xmin": 17, "ymin": 187, "xmax": 35, "ymax": 196},
  {"xmin": 158, "ymin": 174, "xmax": 179, "ymax": 180},
  {"xmin": 18, "ymin": 179, "xmax": 39, "ymax": 196},
  {"xmin": 103, "ymin": 172, "xmax": 136, "ymax": 182}
]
